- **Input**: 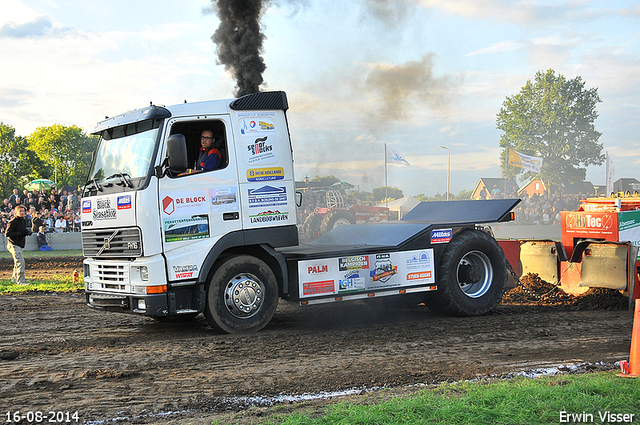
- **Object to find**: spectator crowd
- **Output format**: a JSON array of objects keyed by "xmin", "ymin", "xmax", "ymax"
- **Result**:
[
  {"xmin": 480, "ymin": 185, "xmax": 585, "ymax": 225},
  {"xmin": 1, "ymin": 187, "xmax": 82, "ymax": 234}
]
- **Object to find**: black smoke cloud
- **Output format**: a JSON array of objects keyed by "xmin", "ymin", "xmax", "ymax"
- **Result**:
[
  {"xmin": 208, "ymin": 0, "xmax": 269, "ymax": 98},
  {"xmin": 363, "ymin": 53, "xmax": 453, "ymax": 122}
]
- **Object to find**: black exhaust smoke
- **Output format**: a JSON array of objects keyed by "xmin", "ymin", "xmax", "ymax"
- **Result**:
[{"xmin": 209, "ymin": 0, "xmax": 268, "ymax": 97}]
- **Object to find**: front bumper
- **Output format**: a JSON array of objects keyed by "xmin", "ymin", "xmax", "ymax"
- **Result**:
[{"xmin": 86, "ymin": 284, "xmax": 205, "ymax": 317}]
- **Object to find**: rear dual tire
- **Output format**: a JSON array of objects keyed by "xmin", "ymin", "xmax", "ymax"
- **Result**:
[{"xmin": 426, "ymin": 229, "xmax": 506, "ymax": 316}]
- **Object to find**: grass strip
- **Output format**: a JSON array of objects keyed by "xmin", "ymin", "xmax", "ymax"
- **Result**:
[
  {"xmin": 266, "ymin": 372, "xmax": 640, "ymax": 425},
  {"xmin": 0, "ymin": 275, "xmax": 84, "ymax": 294},
  {"xmin": 0, "ymin": 249, "xmax": 82, "ymax": 258}
]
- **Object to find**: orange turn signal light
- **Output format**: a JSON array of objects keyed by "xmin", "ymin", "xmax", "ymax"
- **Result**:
[{"xmin": 146, "ymin": 285, "xmax": 167, "ymax": 294}]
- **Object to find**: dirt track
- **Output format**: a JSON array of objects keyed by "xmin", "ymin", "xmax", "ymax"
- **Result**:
[{"xmin": 0, "ymin": 258, "xmax": 635, "ymax": 424}]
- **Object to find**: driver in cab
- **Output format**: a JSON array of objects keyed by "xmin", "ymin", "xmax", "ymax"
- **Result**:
[{"xmin": 196, "ymin": 130, "xmax": 222, "ymax": 171}]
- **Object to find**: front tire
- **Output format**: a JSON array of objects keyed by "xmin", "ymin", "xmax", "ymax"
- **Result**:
[
  {"xmin": 204, "ymin": 255, "xmax": 278, "ymax": 334},
  {"xmin": 318, "ymin": 210, "xmax": 355, "ymax": 235},
  {"xmin": 426, "ymin": 229, "xmax": 506, "ymax": 316},
  {"xmin": 303, "ymin": 212, "xmax": 323, "ymax": 240}
]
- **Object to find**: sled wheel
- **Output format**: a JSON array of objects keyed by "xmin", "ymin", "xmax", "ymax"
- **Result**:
[
  {"xmin": 204, "ymin": 255, "xmax": 278, "ymax": 334},
  {"xmin": 318, "ymin": 210, "xmax": 355, "ymax": 235},
  {"xmin": 426, "ymin": 229, "xmax": 506, "ymax": 316}
]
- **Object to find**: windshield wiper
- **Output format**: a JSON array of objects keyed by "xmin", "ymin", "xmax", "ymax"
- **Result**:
[
  {"xmin": 84, "ymin": 178, "xmax": 104, "ymax": 193},
  {"xmin": 106, "ymin": 172, "xmax": 133, "ymax": 188}
]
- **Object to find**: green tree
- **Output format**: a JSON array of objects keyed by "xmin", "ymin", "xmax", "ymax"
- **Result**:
[
  {"xmin": 0, "ymin": 123, "xmax": 44, "ymax": 199},
  {"xmin": 27, "ymin": 124, "xmax": 99, "ymax": 187},
  {"xmin": 372, "ymin": 186, "xmax": 403, "ymax": 202},
  {"xmin": 310, "ymin": 175, "xmax": 341, "ymax": 187},
  {"xmin": 496, "ymin": 69, "xmax": 604, "ymax": 186},
  {"xmin": 415, "ymin": 189, "xmax": 472, "ymax": 202}
]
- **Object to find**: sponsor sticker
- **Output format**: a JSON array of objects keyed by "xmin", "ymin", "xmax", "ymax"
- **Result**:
[
  {"xmin": 248, "ymin": 185, "xmax": 287, "ymax": 208},
  {"xmin": 240, "ymin": 117, "xmax": 276, "ymax": 134},
  {"xmin": 339, "ymin": 270, "xmax": 366, "ymax": 292},
  {"xmin": 209, "ymin": 187, "xmax": 238, "ymax": 211},
  {"xmin": 247, "ymin": 136, "xmax": 275, "ymax": 163},
  {"xmin": 338, "ymin": 256, "xmax": 369, "ymax": 271},
  {"xmin": 247, "ymin": 167, "xmax": 285, "ymax": 182},
  {"xmin": 303, "ymin": 280, "xmax": 334, "ymax": 296},
  {"xmin": 406, "ymin": 251, "xmax": 433, "ymax": 270},
  {"xmin": 82, "ymin": 200, "xmax": 91, "ymax": 214},
  {"xmin": 162, "ymin": 191, "xmax": 208, "ymax": 216},
  {"xmin": 163, "ymin": 215, "xmax": 210, "ymax": 242},
  {"xmin": 407, "ymin": 271, "xmax": 432, "ymax": 281},
  {"xmin": 173, "ymin": 264, "xmax": 198, "ymax": 279},
  {"xmin": 307, "ymin": 264, "xmax": 329, "ymax": 274},
  {"xmin": 117, "ymin": 195, "xmax": 131, "ymax": 210},
  {"xmin": 430, "ymin": 229, "xmax": 452, "ymax": 244},
  {"xmin": 370, "ymin": 254, "xmax": 397, "ymax": 283},
  {"xmin": 93, "ymin": 198, "xmax": 117, "ymax": 221},
  {"xmin": 565, "ymin": 212, "xmax": 614, "ymax": 230},
  {"xmin": 249, "ymin": 210, "xmax": 289, "ymax": 223}
]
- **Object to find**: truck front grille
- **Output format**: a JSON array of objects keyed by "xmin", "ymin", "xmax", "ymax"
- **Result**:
[
  {"xmin": 87, "ymin": 261, "xmax": 131, "ymax": 293},
  {"xmin": 82, "ymin": 228, "xmax": 142, "ymax": 257}
]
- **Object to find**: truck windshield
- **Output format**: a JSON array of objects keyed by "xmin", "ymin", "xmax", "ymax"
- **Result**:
[{"xmin": 87, "ymin": 127, "xmax": 159, "ymax": 184}]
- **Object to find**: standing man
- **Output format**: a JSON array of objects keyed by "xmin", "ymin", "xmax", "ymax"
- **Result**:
[
  {"xmin": 8, "ymin": 189, "xmax": 20, "ymax": 205},
  {"xmin": 5, "ymin": 205, "xmax": 31, "ymax": 285}
]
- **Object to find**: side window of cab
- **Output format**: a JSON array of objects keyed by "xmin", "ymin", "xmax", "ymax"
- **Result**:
[{"xmin": 170, "ymin": 120, "xmax": 228, "ymax": 175}]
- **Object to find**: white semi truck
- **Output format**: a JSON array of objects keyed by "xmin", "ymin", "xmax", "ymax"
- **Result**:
[{"xmin": 82, "ymin": 91, "xmax": 519, "ymax": 333}]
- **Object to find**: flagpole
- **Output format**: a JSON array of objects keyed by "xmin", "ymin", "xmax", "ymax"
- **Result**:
[
  {"xmin": 605, "ymin": 151, "xmax": 609, "ymax": 196},
  {"xmin": 384, "ymin": 143, "xmax": 388, "ymax": 207}
]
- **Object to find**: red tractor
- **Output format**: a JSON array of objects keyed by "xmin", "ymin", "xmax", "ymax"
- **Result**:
[{"xmin": 301, "ymin": 190, "xmax": 389, "ymax": 240}]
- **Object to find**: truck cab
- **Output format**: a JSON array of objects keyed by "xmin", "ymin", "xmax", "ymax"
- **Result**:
[{"xmin": 83, "ymin": 91, "xmax": 298, "ymax": 332}]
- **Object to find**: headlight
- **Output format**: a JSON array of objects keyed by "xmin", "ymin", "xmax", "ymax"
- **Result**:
[{"xmin": 139, "ymin": 266, "xmax": 149, "ymax": 281}]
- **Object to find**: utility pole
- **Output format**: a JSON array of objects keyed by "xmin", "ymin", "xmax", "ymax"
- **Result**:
[{"xmin": 439, "ymin": 146, "xmax": 450, "ymax": 201}]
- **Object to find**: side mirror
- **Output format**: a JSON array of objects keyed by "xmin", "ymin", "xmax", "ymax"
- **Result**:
[
  {"xmin": 166, "ymin": 134, "xmax": 188, "ymax": 175},
  {"xmin": 296, "ymin": 191, "xmax": 303, "ymax": 208}
]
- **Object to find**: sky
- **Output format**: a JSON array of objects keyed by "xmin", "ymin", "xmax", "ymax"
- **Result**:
[{"xmin": 1, "ymin": 0, "xmax": 639, "ymax": 197}]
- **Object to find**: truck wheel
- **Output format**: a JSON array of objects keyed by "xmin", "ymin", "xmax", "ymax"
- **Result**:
[
  {"xmin": 426, "ymin": 229, "xmax": 506, "ymax": 316},
  {"xmin": 303, "ymin": 212, "xmax": 323, "ymax": 240},
  {"xmin": 204, "ymin": 255, "xmax": 278, "ymax": 334},
  {"xmin": 318, "ymin": 210, "xmax": 355, "ymax": 235}
]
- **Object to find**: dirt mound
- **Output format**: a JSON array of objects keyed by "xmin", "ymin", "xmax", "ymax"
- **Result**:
[
  {"xmin": 502, "ymin": 273, "xmax": 629, "ymax": 310},
  {"xmin": 573, "ymin": 288, "xmax": 630, "ymax": 310},
  {"xmin": 501, "ymin": 273, "xmax": 572, "ymax": 305}
]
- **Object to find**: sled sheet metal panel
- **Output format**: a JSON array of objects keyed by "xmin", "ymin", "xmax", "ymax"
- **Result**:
[
  {"xmin": 401, "ymin": 199, "xmax": 521, "ymax": 224},
  {"xmin": 311, "ymin": 222, "xmax": 431, "ymax": 247},
  {"xmin": 279, "ymin": 222, "xmax": 432, "ymax": 260}
]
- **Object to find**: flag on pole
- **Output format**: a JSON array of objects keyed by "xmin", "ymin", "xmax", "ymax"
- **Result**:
[
  {"xmin": 606, "ymin": 152, "xmax": 615, "ymax": 195},
  {"xmin": 508, "ymin": 148, "xmax": 543, "ymax": 173},
  {"xmin": 386, "ymin": 145, "xmax": 410, "ymax": 166}
]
